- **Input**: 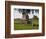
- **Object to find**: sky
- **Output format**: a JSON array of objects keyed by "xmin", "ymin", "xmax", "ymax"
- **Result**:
[{"xmin": 14, "ymin": 9, "xmax": 39, "ymax": 19}]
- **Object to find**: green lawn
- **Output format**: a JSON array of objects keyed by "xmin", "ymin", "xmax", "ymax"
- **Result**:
[{"xmin": 14, "ymin": 18, "xmax": 39, "ymax": 30}]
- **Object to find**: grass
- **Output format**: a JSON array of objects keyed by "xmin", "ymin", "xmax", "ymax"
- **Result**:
[
  {"xmin": 14, "ymin": 18, "xmax": 39, "ymax": 30},
  {"xmin": 14, "ymin": 24, "xmax": 32, "ymax": 30}
]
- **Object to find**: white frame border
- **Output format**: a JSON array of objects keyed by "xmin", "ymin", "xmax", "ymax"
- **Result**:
[{"xmin": 11, "ymin": 5, "xmax": 42, "ymax": 34}]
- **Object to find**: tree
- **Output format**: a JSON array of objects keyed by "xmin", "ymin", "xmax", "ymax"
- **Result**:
[
  {"xmin": 18, "ymin": 9, "xmax": 30, "ymax": 14},
  {"xmin": 18, "ymin": 9, "xmax": 30, "ymax": 19}
]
